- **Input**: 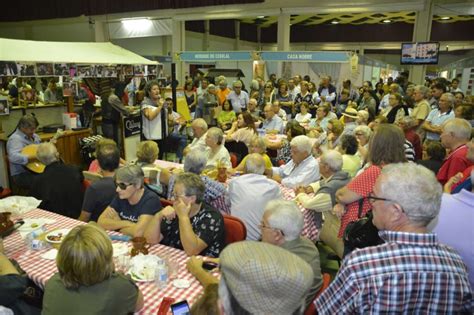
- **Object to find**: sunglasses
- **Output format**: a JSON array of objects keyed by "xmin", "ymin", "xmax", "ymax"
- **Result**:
[{"xmin": 115, "ymin": 182, "xmax": 133, "ymax": 190}]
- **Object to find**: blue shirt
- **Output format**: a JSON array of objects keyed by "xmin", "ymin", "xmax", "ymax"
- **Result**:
[
  {"xmin": 425, "ymin": 108, "xmax": 455, "ymax": 140},
  {"xmin": 6, "ymin": 129, "xmax": 41, "ymax": 176},
  {"xmin": 262, "ymin": 115, "xmax": 284, "ymax": 134}
]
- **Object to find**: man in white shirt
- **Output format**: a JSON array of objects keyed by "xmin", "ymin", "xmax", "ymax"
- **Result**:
[
  {"xmin": 262, "ymin": 104, "xmax": 284, "ymax": 134},
  {"xmin": 288, "ymin": 78, "xmax": 300, "ymax": 100},
  {"xmin": 272, "ymin": 135, "xmax": 320, "ymax": 188},
  {"xmin": 183, "ymin": 118, "xmax": 208, "ymax": 156},
  {"xmin": 229, "ymin": 153, "xmax": 281, "ymax": 241},
  {"xmin": 295, "ymin": 150, "xmax": 351, "ymax": 228},
  {"xmin": 226, "ymin": 80, "xmax": 249, "ymax": 114}
]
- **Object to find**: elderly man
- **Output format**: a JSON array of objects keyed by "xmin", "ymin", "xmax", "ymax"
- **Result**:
[
  {"xmin": 161, "ymin": 149, "xmax": 231, "ymax": 214},
  {"xmin": 247, "ymin": 97, "xmax": 261, "ymax": 122},
  {"xmin": 30, "ymin": 143, "xmax": 84, "ymax": 219},
  {"xmin": 228, "ymin": 153, "xmax": 281, "ymax": 240},
  {"xmin": 272, "ymin": 135, "xmax": 320, "ymax": 188},
  {"xmin": 272, "ymin": 100, "xmax": 287, "ymax": 122},
  {"xmin": 434, "ymin": 139, "xmax": 474, "ymax": 287},
  {"xmin": 6, "ymin": 114, "xmax": 41, "ymax": 190},
  {"xmin": 422, "ymin": 92, "xmax": 455, "ymax": 142},
  {"xmin": 261, "ymin": 200, "xmax": 323, "ymax": 307},
  {"xmin": 410, "ymin": 85, "xmax": 431, "ymax": 133},
  {"xmin": 437, "ymin": 118, "xmax": 473, "ymax": 185},
  {"xmin": 316, "ymin": 163, "xmax": 473, "ymax": 314},
  {"xmin": 261, "ymin": 104, "xmax": 284, "ymax": 134},
  {"xmin": 295, "ymin": 150, "xmax": 351, "ymax": 228},
  {"xmin": 226, "ymin": 80, "xmax": 249, "ymax": 113},
  {"xmin": 315, "ymin": 76, "xmax": 337, "ymax": 106},
  {"xmin": 183, "ymin": 118, "xmax": 208, "ymax": 156},
  {"xmin": 78, "ymin": 142, "xmax": 120, "ymax": 222},
  {"xmin": 145, "ymin": 172, "xmax": 225, "ymax": 257},
  {"xmin": 379, "ymin": 83, "xmax": 401, "ymax": 113}
]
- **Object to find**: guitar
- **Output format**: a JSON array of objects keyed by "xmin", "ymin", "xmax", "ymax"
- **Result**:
[{"xmin": 22, "ymin": 129, "xmax": 65, "ymax": 173}]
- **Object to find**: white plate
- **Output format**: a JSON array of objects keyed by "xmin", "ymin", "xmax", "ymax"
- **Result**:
[
  {"xmin": 128, "ymin": 270, "xmax": 155, "ymax": 282},
  {"xmin": 18, "ymin": 219, "xmax": 45, "ymax": 232},
  {"xmin": 112, "ymin": 243, "xmax": 130, "ymax": 257},
  {"xmin": 41, "ymin": 249, "xmax": 58, "ymax": 260},
  {"xmin": 172, "ymin": 279, "xmax": 191, "ymax": 289},
  {"xmin": 45, "ymin": 229, "xmax": 70, "ymax": 244}
]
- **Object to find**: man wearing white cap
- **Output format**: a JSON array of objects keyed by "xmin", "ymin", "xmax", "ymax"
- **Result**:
[{"xmin": 340, "ymin": 107, "xmax": 358, "ymax": 137}]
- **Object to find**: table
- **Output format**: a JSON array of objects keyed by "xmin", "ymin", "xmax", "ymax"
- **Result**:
[
  {"xmin": 155, "ymin": 159, "xmax": 184, "ymax": 170},
  {"xmin": 4, "ymin": 209, "xmax": 205, "ymax": 314}
]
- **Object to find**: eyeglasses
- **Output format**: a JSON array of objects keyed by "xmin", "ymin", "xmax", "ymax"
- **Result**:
[
  {"xmin": 367, "ymin": 192, "xmax": 392, "ymax": 205},
  {"xmin": 259, "ymin": 223, "xmax": 285, "ymax": 236},
  {"xmin": 115, "ymin": 182, "xmax": 133, "ymax": 190},
  {"xmin": 171, "ymin": 192, "xmax": 188, "ymax": 199},
  {"xmin": 355, "ymin": 132, "xmax": 364, "ymax": 136}
]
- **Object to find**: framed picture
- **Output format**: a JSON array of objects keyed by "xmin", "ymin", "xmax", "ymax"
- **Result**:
[
  {"xmin": 20, "ymin": 89, "xmax": 36, "ymax": 102},
  {"xmin": 123, "ymin": 65, "xmax": 134, "ymax": 76},
  {"xmin": 76, "ymin": 65, "xmax": 94, "ymax": 78},
  {"xmin": 37, "ymin": 63, "xmax": 54, "ymax": 76},
  {"xmin": 0, "ymin": 62, "xmax": 18, "ymax": 76},
  {"xmin": 0, "ymin": 97, "xmax": 9, "ymax": 116},
  {"xmin": 147, "ymin": 65, "xmax": 157, "ymax": 76},
  {"xmin": 134, "ymin": 65, "xmax": 145, "ymax": 76},
  {"xmin": 16, "ymin": 63, "xmax": 36, "ymax": 76},
  {"xmin": 54, "ymin": 63, "xmax": 71, "ymax": 76}
]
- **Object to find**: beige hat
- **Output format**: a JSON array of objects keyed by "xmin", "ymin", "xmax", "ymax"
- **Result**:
[
  {"xmin": 342, "ymin": 107, "xmax": 359, "ymax": 119},
  {"xmin": 220, "ymin": 241, "xmax": 313, "ymax": 315}
]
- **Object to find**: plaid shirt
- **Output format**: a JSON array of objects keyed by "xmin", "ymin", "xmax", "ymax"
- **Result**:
[{"xmin": 315, "ymin": 230, "xmax": 473, "ymax": 314}]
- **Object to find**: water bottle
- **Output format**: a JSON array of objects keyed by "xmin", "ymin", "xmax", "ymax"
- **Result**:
[{"xmin": 155, "ymin": 259, "xmax": 168, "ymax": 289}]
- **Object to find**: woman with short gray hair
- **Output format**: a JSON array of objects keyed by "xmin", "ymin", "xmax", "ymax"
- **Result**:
[
  {"xmin": 98, "ymin": 164, "xmax": 162, "ymax": 236},
  {"xmin": 204, "ymin": 127, "xmax": 232, "ymax": 170}
]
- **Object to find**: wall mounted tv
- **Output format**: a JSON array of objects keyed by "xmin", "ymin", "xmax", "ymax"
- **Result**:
[{"xmin": 400, "ymin": 42, "xmax": 440, "ymax": 65}]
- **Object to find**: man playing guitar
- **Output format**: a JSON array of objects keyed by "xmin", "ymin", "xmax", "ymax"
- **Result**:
[{"xmin": 6, "ymin": 114, "xmax": 41, "ymax": 191}]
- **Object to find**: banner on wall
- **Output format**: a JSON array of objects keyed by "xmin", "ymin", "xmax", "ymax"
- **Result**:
[
  {"xmin": 260, "ymin": 51, "xmax": 349, "ymax": 63},
  {"xmin": 176, "ymin": 51, "xmax": 252, "ymax": 62}
]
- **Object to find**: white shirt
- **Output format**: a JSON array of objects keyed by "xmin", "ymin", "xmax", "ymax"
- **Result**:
[
  {"xmin": 273, "ymin": 155, "xmax": 320, "ymax": 188},
  {"xmin": 229, "ymin": 173, "xmax": 282, "ymax": 240},
  {"xmin": 188, "ymin": 132, "xmax": 208, "ymax": 152},
  {"xmin": 205, "ymin": 145, "xmax": 232, "ymax": 169}
]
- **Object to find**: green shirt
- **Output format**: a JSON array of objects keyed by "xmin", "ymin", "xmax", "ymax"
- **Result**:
[
  {"xmin": 217, "ymin": 110, "xmax": 236, "ymax": 125},
  {"xmin": 42, "ymin": 273, "xmax": 138, "ymax": 315}
]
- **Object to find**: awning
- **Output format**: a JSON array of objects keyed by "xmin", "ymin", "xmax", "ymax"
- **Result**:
[{"xmin": 0, "ymin": 37, "xmax": 157, "ymax": 65}]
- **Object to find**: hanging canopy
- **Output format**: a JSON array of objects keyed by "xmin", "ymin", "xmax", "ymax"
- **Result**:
[{"xmin": 0, "ymin": 37, "xmax": 157, "ymax": 65}]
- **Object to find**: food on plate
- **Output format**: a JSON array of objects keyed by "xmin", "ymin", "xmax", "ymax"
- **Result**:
[
  {"xmin": 31, "ymin": 223, "xmax": 39, "ymax": 228},
  {"xmin": 47, "ymin": 233, "xmax": 64, "ymax": 242}
]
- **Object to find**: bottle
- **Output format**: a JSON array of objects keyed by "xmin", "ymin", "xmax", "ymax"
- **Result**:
[{"xmin": 155, "ymin": 259, "xmax": 168, "ymax": 289}]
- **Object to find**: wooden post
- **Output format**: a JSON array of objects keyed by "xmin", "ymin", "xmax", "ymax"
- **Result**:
[{"xmin": 66, "ymin": 95, "xmax": 74, "ymax": 113}]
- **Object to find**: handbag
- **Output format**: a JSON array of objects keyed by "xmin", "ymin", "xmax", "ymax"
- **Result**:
[{"xmin": 343, "ymin": 198, "xmax": 383, "ymax": 252}]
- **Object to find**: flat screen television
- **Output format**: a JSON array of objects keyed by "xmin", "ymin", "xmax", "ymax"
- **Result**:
[{"xmin": 400, "ymin": 42, "xmax": 440, "ymax": 65}]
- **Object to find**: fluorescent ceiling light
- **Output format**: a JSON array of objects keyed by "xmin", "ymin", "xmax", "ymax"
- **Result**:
[
  {"xmin": 382, "ymin": 19, "xmax": 392, "ymax": 23},
  {"xmin": 440, "ymin": 16, "xmax": 451, "ymax": 20},
  {"xmin": 121, "ymin": 18, "xmax": 152, "ymax": 30},
  {"xmin": 257, "ymin": 15, "xmax": 265, "ymax": 19},
  {"xmin": 331, "ymin": 20, "xmax": 339, "ymax": 24}
]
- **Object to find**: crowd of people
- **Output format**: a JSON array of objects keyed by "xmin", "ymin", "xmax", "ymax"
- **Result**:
[{"xmin": 2, "ymin": 71, "xmax": 473, "ymax": 314}]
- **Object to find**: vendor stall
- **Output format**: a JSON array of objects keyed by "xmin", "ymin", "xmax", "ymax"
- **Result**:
[{"xmin": 0, "ymin": 37, "xmax": 158, "ymax": 188}]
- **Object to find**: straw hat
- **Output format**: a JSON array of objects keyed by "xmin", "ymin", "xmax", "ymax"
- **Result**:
[{"xmin": 342, "ymin": 107, "xmax": 359, "ymax": 119}]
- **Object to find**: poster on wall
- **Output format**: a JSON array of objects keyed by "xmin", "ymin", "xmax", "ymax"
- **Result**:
[
  {"xmin": 16, "ymin": 63, "xmax": 36, "ymax": 76},
  {"xmin": 37, "ymin": 63, "xmax": 54, "ymax": 76},
  {"xmin": 76, "ymin": 65, "xmax": 95, "ymax": 77},
  {"xmin": 134, "ymin": 65, "xmax": 145, "ymax": 76},
  {"xmin": 147, "ymin": 65, "xmax": 157, "ymax": 76},
  {"xmin": 0, "ymin": 96, "xmax": 9, "ymax": 116},
  {"xmin": 0, "ymin": 62, "xmax": 18, "ymax": 76},
  {"xmin": 54, "ymin": 63, "xmax": 71, "ymax": 76},
  {"xmin": 253, "ymin": 61, "xmax": 265, "ymax": 80}
]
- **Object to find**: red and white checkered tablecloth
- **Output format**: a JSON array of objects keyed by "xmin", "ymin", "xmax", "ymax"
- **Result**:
[
  {"xmin": 4, "ymin": 209, "xmax": 205, "ymax": 314},
  {"xmin": 154, "ymin": 159, "xmax": 184, "ymax": 170},
  {"xmin": 280, "ymin": 185, "xmax": 319, "ymax": 242}
]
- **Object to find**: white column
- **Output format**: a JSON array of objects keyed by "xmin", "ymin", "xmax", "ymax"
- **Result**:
[
  {"xmin": 94, "ymin": 21, "xmax": 110, "ymax": 42},
  {"xmin": 277, "ymin": 14, "xmax": 290, "ymax": 51},
  {"xmin": 203, "ymin": 20, "xmax": 210, "ymax": 51},
  {"xmin": 234, "ymin": 20, "xmax": 241, "ymax": 50},
  {"xmin": 257, "ymin": 25, "xmax": 262, "ymax": 51},
  {"xmin": 172, "ymin": 19, "xmax": 185, "ymax": 85},
  {"xmin": 409, "ymin": 0, "xmax": 434, "ymax": 84}
]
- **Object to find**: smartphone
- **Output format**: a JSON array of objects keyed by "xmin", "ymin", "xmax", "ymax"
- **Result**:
[
  {"xmin": 171, "ymin": 300, "xmax": 190, "ymax": 315},
  {"xmin": 202, "ymin": 261, "xmax": 219, "ymax": 271}
]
